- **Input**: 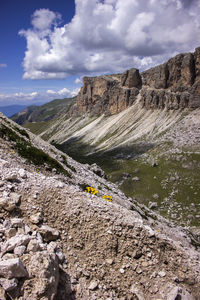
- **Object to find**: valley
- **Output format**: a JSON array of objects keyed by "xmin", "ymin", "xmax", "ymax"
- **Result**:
[{"xmin": 12, "ymin": 48, "xmax": 200, "ymax": 231}]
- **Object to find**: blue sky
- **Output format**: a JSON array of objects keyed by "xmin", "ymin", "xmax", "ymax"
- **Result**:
[{"xmin": 0, "ymin": 0, "xmax": 200, "ymax": 106}]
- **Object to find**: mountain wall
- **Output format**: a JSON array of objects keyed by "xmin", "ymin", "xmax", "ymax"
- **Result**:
[{"xmin": 76, "ymin": 47, "xmax": 200, "ymax": 115}]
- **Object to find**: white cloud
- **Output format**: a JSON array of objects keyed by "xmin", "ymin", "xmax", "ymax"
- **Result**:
[
  {"xmin": 74, "ymin": 77, "xmax": 82, "ymax": 84},
  {"xmin": 20, "ymin": 1, "xmax": 200, "ymax": 80},
  {"xmin": 0, "ymin": 88, "xmax": 79, "ymax": 106},
  {"xmin": 0, "ymin": 64, "xmax": 7, "ymax": 68}
]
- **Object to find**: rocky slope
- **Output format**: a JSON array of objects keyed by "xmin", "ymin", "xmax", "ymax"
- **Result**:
[{"xmin": 1, "ymin": 112, "xmax": 200, "ymax": 299}]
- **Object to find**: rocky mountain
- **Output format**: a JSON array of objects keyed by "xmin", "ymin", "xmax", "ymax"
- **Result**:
[
  {"xmin": 76, "ymin": 47, "xmax": 200, "ymax": 115},
  {"xmin": 1, "ymin": 112, "xmax": 200, "ymax": 299},
  {"xmin": 11, "ymin": 48, "xmax": 200, "ymax": 230}
]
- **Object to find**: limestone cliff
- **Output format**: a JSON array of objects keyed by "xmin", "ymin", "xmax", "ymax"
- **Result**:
[{"xmin": 76, "ymin": 47, "xmax": 200, "ymax": 114}]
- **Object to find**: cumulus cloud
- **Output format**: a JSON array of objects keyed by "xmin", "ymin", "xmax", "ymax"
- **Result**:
[
  {"xmin": 0, "ymin": 87, "xmax": 79, "ymax": 106},
  {"xmin": 74, "ymin": 77, "xmax": 82, "ymax": 84},
  {"xmin": 20, "ymin": 0, "xmax": 200, "ymax": 79},
  {"xmin": 0, "ymin": 64, "xmax": 7, "ymax": 68}
]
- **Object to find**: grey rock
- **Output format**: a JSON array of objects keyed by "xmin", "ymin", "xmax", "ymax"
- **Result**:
[
  {"xmin": 0, "ymin": 278, "xmax": 18, "ymax": 292},
  {"xmin": 2, "ymin": 234, "xmax": 31, "ymax": 253},
  {"xmin": 149, "ymin": 202, "xmax": 158, "ymax": 209},
  {"xmin": 10, "ymin": 193, "xmax": 21, "ymax": 205},
  {"xmin": 0, "ymin": 198, "xmax": 16, "ymax": 212},
  {"xmin": 14, "ymin": 245, "xmax": 26, "ymax": 256},
  {"xmin": 38, "ymin": 225, "xmax": 59, "ymax": 242},
  {"xmin": 27, "ymin": 239, "xmax": 40, "ymax": 252},
  {"xmin": 90, "ymin": 163, "xmax": 107, "ymax": 179},
  {"xmin": 132, "ymin": 176, "xmax": 140, "ymax": 181},
  {"xmin": 0, "ymin": 258, "xmax": 28, "ymax": 279},
  {"xmin": 130, "ymin": 284, "xmax": 145, "ymax": 300}
]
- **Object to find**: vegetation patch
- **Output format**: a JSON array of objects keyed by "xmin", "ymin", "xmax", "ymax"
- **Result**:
[{"xmin": 0, "ymin": 125, "xmax": 71, "ymax": 178}]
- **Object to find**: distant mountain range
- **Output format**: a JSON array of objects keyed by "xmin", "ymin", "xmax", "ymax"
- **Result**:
[
  {"xmin": 0, "ymin": 104, "xmax": 28, "ymax": 117},
  {"xmin": 11, "ymin": 97, "xmax": 75, "ymax": 134}
]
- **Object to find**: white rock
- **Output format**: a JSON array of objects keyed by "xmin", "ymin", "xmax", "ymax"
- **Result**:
[
  {"xmin": 2, "ymin": 234, "xmax": 31, "ymax": 253},
  {"xmin": 158, "ymin": 271, "xmax": 166, "ymax": 277},
  {"xmin": 55, "ymin": 249, "xmax": 65, "ymax": 262},
  {"xmin": 0, "ymin": 258, "xmax": 28, "ymax": 279},
  {"xmin": 29, "ymin": 212, "xmax": 43, "ymax": 224},
  {"xmin": 14, "ymin": 245, "xmax": 26, "ymax": 256},
  {"xmin": 18, "ymin": 168, "xmax": 27, "ymax": 179},
  {"xmin": 120, "ymin": 268, "xmax": 125, "ymax": 274},
  {"xmin": 11, "ymin": 218, "xmax": 24, "ymax": 228},
  {"xmin": 88, "ymin": 280, "xmax": 98, "ymax": 290}
]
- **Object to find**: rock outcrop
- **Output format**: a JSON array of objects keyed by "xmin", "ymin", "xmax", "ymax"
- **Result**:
[
  {"xmin": 76, "ymin": 69, "xmax": 141, "ymax": 115},
  {"xmin": 76, "ymin": 47, "xmax": 200, "ymax": 115}
]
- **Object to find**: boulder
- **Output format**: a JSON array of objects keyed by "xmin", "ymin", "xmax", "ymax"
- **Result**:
[
  {"xmin": 2, "ymin": 234, "xmax": 31, "ymax": 253},
  {"xmin": 0, "ymin": 278, "xmax": 18, "ymax": 292},
  {"xmin": 38, "ymin": 225, "xmax": 59, "ymax": 242},
  {"xmin": 23, "ymin": 251, "xmax": 59, "ymax": 299},
  {"xmin": 0, "ymin": 258, "xmax": 28, "ymax": 279}
]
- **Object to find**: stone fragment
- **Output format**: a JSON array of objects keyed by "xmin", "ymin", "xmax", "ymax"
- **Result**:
[
  {"xmin": 105, "ymin": 258, "xmax": 113, "ymax": 265},
  {"xmin": 27, "ymin": 239, "xmax": 40, "ymax": 252},
  {"xmin": 133, "ymin": 250, "xmax": 143, "ymax": 259},
  {"xmin": 5, "ymin": 174, "xmax": 18, "ymax": 182},
  {"xmin": 5, "ymin": 228, "xmax": 17, "ymax": 238},
  {"xmin": 38, "ymin": 225, "xmax": 59, "ymax": 242},
  {"xmin": 88, "ymin": 280, "xmax": 98, "ymax": 290},
  {"xmin": 23, "ymin": 251, "xmax": 59, "ymax": 299},
  {"xmin": 14, "ymin": 245, "xmax": 26, "ymax": 256},
  {"xmin": 130, "ymin": 284, "xmax": 145, "ymax": 300},
  {"xmin": 10, "ymin": 193, "xmax": 21, "ymax": 205},
  {"xmin": 149, "ymin": 201, "xmax": 158, "ymax": 209},
  {"xmin": 29, "ymin": 212, "xmax": 43, "ymax": 224},
  {"xmin": 0, "ymin": 278, "xmax": 18, "ymax": 292},
  {"xmin": 2, "ymin": 234, "xmax": 31, "ymax": 253},
  {"xmin": 0, "ymin": 258, "xmax": 28, "ymax": 278},
  {"xmin": 47, "ymin": 241, "xmax": 57, "ymax": 253},
  {"xmin": 0, "ymin": 198, "xmax": 16, "ymax": 212},
  {"xmin": 132, "ymin": 176, "xmax": 140, "ymax": 181},
  {"xmin": 11, "ymin": 218, "xmax": 24, "ymax": 228},
  {"xmin": 18, "ymin": 168, "xmax": 27, "ymax": 179},
  {"xmin": 158, "ymin": 271, "xmax": 166, "ymax": 277},
  {"xmin": 55, "ymin": 249, "xmax": 65, "ymax": 262},
  {"xmin": 90, "ymin": 163, "xmax": 107, "ymax": 179}
]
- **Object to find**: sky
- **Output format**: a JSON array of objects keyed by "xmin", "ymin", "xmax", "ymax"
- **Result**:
[{"xmin": 0, "ymin": 0, "xmax": 200, "ymax": 107}]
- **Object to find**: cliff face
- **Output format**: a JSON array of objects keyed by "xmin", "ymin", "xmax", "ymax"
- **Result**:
[
  {"xmin": 76, "ymin": 47, "xmax": 200, "ymax": 114},
  {"xmin": 76, "ymin": 68, "xmax": 141, "ymax": 115}
]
